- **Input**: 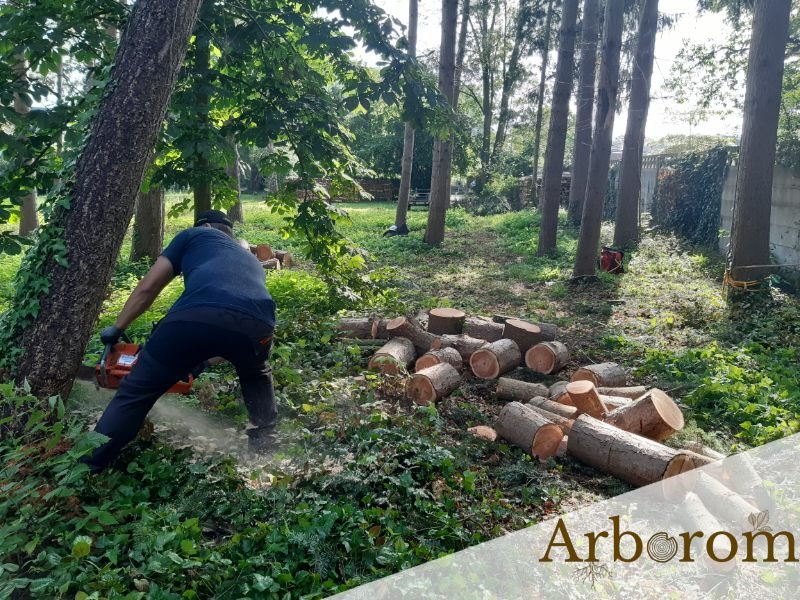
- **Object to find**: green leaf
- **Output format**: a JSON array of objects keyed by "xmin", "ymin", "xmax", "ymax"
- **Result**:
[{"xmin": 71, "ymin": 536, "xmax": 92, "ymax": 558}]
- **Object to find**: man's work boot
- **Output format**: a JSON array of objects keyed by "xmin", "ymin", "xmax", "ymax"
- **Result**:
[{"xmin": 247, "ymin": 428, "xmax": 278, "ymax": 454}]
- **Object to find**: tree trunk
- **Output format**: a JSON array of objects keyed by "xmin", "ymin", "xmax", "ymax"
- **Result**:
[
  {"xmin": 476, "ymin": 3, "xmax": 494, "ymax": 190},
  {"xmin": 571, "ymin": 361, "xmax": 626, "ymax": 387},
  {"xmin": 567, "ymin": 415, "xmax": 695, "ymax": 487},
  {"xmin": 463, "ymin": 316, "xmax": 504, "ymax": 341},
  {"xmin": 387, "ymin": 315, "xmax": 438, "ymax": 354},
  {"xmin": 394, "ymin": 0, "xmax": 419, "ymax": 229},
  {"xmin": 567, "ymin": 0, "xmax": 600, "ymax": 225},
  {"xmin": 604, "ymin": 388, "xmax": 684, "ymax": 441},
  {"xmin": 336, "ymin": 317, "xmax": 390, "ymax": 339},
  {"xmin": 368, "ymin": 337, "xmax": 416, "ymax": 375},
  {"xmin": 13, "ymin": 57, "xmax": 39, "ymax": 235},
  {"xmin": 549, "ymin": 380, "xmax": 570, "ymax": 403},
  {"xmin": 729, "ymin": 0, "xmax": 792, "ymax": 281},
  {"xmin": 530, "ymin": 0, "xmax": 555, "ymax": 206},
  {"xmin": 406, "ymin": 362, "xmax": 461, "ymax": 405},
  {"xmin": 693, "ymin": 471, "xmax": 758, "ymax": 526},
  {"xmin": 424, "ymin": 0, "xmax": 459, "ymax": 246},
  {"xmin": 431, "ymin": 333, "xmax": 488, "ymax": 360},
  {"xmin": 525, "ymin": 404, "xmax": 574, "ymax": 435},
  {"xmin": 427, "ymin": 307, "xmax": 466, "ymax": 335},
  {"xmin": 597, "ymin": 385, "xmax": 646, "ymax": 399},
  {"xmin": 525, "ymin": 340, "xmax": 570, "ymax": 374},
  {"xmin": 415, "ymin": 346, "xmax": 464, "ymax": 372},
  {"xmin": 496, "ymin": 377, "xmax": 549, "ymax": 402},
  {"xmin": 446, "ymin": 0, "xmax": 471, "ymax": 199},
  {"xmin": 469, "ymin": 338, "xmax": 522, "ymax": 379},
  {"xmin": 7, "ymin": 0, "xmax": 203, "ymax": 398},
  {"xmin": 226, "ymin": 137, "xmax": 244, "ymax": 223},
  {"xmin": 502, "ymin": 318, "xmax": 556, "ymax": 354},
  {"xmin": 613, "ymin": 0, "xmax": 659, "ymax": 247},
  {"xmin": 193, "ymin": 1, "xmax": 213, "ymax": 222},
  {"xmin": 572, "ymin": 0, "xmax": 624, "ymax": 277},
  {"xmin": 130, "ymin": 185, "xmax": 165, "ymax": 263},
  {"xmin": 537, "ymin": 0, "xmax": 580, "ymax": 255},
  {"xmin": 565, "ymin": 380, "xmax": 608, "ymax": 418},
  {"xmin": 495, "ymin": 402, "xmax": 564, "ymax": 459},
  {"xmin": 526, "ymin": 396, "xmax": 578, "ymax": 420}
]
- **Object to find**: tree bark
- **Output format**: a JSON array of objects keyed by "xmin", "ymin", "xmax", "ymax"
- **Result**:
[
  {"xmin": 604, "ymin": 388, "xmax": 684, "ymax": 441},
  {"xmin": 596, "ymin": 385, "xmax": 646, "ymax": 399},
  {"xmin": 537, "ymin": 0, "xmax": 580, "ymax": 255},
  {"xmin": 502, "ymin": 318, "xmax": 556, "ymax": 354},
  {"xmin": 530, "ymin": 0, "xmax": 555, "ymax": 206},
  {"xmin": 496, "ymin": 377, "xmax": 549, "ymax": 402},
  {"xmin": 572, "ymin": 0, "xmax": 624, "ymax": 277},
  {"xmin": 10, "ymin": 0, "xmax": 203, "ymax": 398},
  {"xmin": 427, "ymin": 307, "xmax": 466, "ymax": 335},
  {"xmin": 424, "ymin": 0, "xmax": 459, "ymax": 246},
  {"xmin": 525, "ymin": 403, "xmax": 574, "ymax": 435},
  {"xmin": 571, "ymin": 361, "xmax": 626, "ymax": 387},
  {"xmin": 130, "ymin": 185, "xmax": 165, "ymax": 263},
  {"xmin": 567, "ymin": 415, "xmax": 695, "ymax": 487},
  {"xmin": 406, "ymin": 362, "xmax": 461, "ymax": 405},
  {"xmin": 495, "ymin": 402, "xmax": 563, "ymax": 459},
  {"xmin": 525, "ymin": 340, "xmax": 570, "ymax": 374},
  {"xmin": 463, "ymin": 316, "xmax": 504, "ymax": 341},
  {"xmin": 526, "ymin": 395, "xmax": 578, "ymax": 420},
  {"xmin": 226, "ymin": 137, "xmax": 244, "ymax": 223},
  {"xmin": 336, "ymin": 317, "xmax": 390, "ymax": 339},
  {"xmin": 469, "ymin": 338, "xmax": 522, "ymax": 379},
  {"xmin": 549, "ymin": 380, "xmax": 570, "ymax": 403},
  {"xmin": 613, "ymin": 0, "xmax": 659, "ymax": 247},
  {"xmin": 368, "ymin": 337, "xmax": 416, "ymax": 375},
  {"xmin": 566, "ymin": 380, "xmax": 608, "ymax": 418},
  {"xmin": 394, "ymin": 0, "xmax": 419, "ymax": 229},
  {"xmin": 567, "ymin": 0, "xmax": 600, "ymax": 225},
  {"xmin": 415, "ymin": 346, "xmax": 464, "ymax": 372},
  {"xmin": 729, "ymin": 0, "xmax": 792, "ymax": 281},
  {"xmin": 13, "ymin": 57, "xmax": 39, "ymax": 235}
]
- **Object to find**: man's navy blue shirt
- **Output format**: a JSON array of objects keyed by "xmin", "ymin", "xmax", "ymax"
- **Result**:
[{"xmin": 161, "ymin": 227, "xmax": 276, "ymax": 327}]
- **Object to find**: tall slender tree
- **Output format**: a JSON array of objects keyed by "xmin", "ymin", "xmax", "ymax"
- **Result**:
[
  {"xmin": 424, "ymin": 0, "xmax": 460, "ymax": 247},
  {"xmin": 529, "ymin": 0, "xmax": 554, "ymax": 205},
  {"xmin": 729, "ymin": 0, "xmax": 792, "ymax": 282},
  {"xmin": 537, "ymin": 0, "xmax": 580, "ymax": 255},
  {"xmin": 393, "ymin": 0, "xmax": 419, "ymax": 233},
  {"xmin": 613, "ymin": 0, "xmax": 659, "ymax": 247},
  {"xmin": 3, "ymin": 0, "xmax": 203, "ymax": 399},
  {"xmin": 447, "ymin": 0, "xmax": 472, "ymax": 199},
  {"xmin": 226, "ymin": 136, "xmax": 244, "ymax": 223},
  {"xmin": 13, "ymin": 57, "xmax": 39, "ymax": 235},
  {"xmin": 567, "ymin": 0, "xmax": 600, "ymax": 225},
  {"xmin": 572, "ymin": 0, "xmax": 624, "ymax": 278},
  {"xmin": 192, "ymin": 0, "xmax": 213, "ymax": 221},
  {"xmin": 130, "ymin": 185, "xmax": 165, "ymax": 264}
]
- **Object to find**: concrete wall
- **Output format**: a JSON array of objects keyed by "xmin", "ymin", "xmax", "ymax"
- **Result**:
[{"xmin": 718, "ymin": 162, "xmax": 800, "ymax": 268}]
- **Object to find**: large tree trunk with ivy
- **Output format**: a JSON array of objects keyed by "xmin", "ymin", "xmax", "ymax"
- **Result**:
[
  {"xmin": 529, "ymin": 0, "xmax": 554, "ymax": 206},
  {"xmin": 192, "ymin": 0, "xmax": 213, "ymax": 222},
  {"xmin": 394, "ymin": 0, "xmax": 419, "ymax": 230},
  {"xmin": 130, "ymin": 186, "xmax": 165, "ymax": 263},
  {"xmin": 613, "ymin": 0, "xmax": 659, "ymax": 248},
  {"xmin": 13, "ymin": 57, "xmax": 39, "ymax": 235},
  {"xmin": 424, "ymin": 0, "xmax": 459, "ymax": 247},
  {"xmin": 572, "ymin": 0, "xmax": 624, "ymax": 278},
  {"xmin": 5, "ymin": 0, "xmax": 202, "ymax": 399},
  {"xmin": 730, "ymin": 0, "xmax": 792, "ymax": 282},
  {"xmin": 537, "ymin": 0, "xmax": 580, "ymax": 255},
  {"xmin": 567, "ymin": 0, "xmax": 600, "ymax": 226}
]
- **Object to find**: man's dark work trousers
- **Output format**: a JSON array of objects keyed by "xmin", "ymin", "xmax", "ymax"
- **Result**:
[{"xmin": 87, "ymin": 308, "xmax": 276, "ymax": 471}]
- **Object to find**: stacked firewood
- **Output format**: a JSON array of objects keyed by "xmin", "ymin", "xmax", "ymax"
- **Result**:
[{"xmin": 238, "ymin": 240, "xmax": 294, "ymax": 270}]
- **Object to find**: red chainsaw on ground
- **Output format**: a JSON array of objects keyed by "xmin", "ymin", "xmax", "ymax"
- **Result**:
[{"xmin": 94, "ymin": 336, "xmax": 194, "ymax": 394}]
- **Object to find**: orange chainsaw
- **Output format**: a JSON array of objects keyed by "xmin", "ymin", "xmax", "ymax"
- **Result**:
[{"xmin": 95, "ymin": 337, "xmax": 194, "ymax": 394}]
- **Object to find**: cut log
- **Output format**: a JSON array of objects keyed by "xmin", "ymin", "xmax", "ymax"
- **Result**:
[
  {"xmin": 604, "ymin": 388, "xmax": 684, "ymax": 441},
  {"xmin": 525, "ymin": 403, "xmax": 574, "ymax": 434},
  {"xmin": 527, "ymin": 396, "xmax": 578, "ymax": 420},
  {"xmin": 405, "ymin": 363, "xmax": 461, "ymax": 405},
  {"xmin": 274, "ymin": 250, "xmax": 293, "ymax": 268},
  {"xmin": 549, "ymin": 381, "xmax": 571, "ymax": 404},
  {"xmin": 427, "ymin": 308, "xmax": 466, "ymax": 335},
  {"xmin": 502, "ymin": 319, "xmax": 556, "ymax": 354},
  {"xmin": 338, "ymin": 338, "xmax": 386, "ymax": 348},
  {"xmin": 336, "ymin": 317, "xmax": 389, "ymax": 340},
  {"xmin": 255, "ymin": 243, "xmax": 273, "ymax": 261},
  {"xmin": 556, "ymin": 435, "xmax": 568, "ymax": 458},
  {"xmin": 721, "ymin": 453, "xmax": 773, "ymax": 512},
  {"xmin": 386, "ymin": 316, "xmax": 438, "ymax": 354},
  {"xmin": 567, "ymin": 415, "xmax": 696, "ymax": 487},
  {"xmin": 684, "ymin": 442, "xmax": 726, "ymax": 462},
  {"xmin": 496, "ymin": 378, "xmax": 549, "ymax": 402},
  {"xmin": 693, "ymin": 471, "xmax": 759, "ymax": 528},
  {"xmin": 470, "ymin": 339, "xmax": 522, "ymax": 380},
  {"xmin": 467, "ymin": 425, "xmax": 497, "ymax": 442},
  {"xmin": 597, "ymin": 385, "xmax": 647, "ymax": 399},
  {"xmin": 431, "ymin": 334, "xmax": 488, "ymax": 361},
  {"xmin": 571, "ymin": 362, "xmax": 627, "ymax": 387},
  {"xmin": 494, "ymin": 402, "xmax": 564, "ymax": 459},
  {"xmin": 566, "ymin": 380, "xmax": 608, "ymax": 418},
  {"xmin": 415, "ymin": 347, "xmax": 463, "ymax": 372},
  {"xmin": 367, "ymin": 337, "xmax": 416, "ymax": 375},
  {"xmin": 681, "ymin": 492, "xmax": 736, "ymax": 573},
  {"xmin": 598, "ymin": 394, "xmax": 631, "ymax": 410},
  {"xmin": 525, "ymin": 341, "xmax": 570, "ymax": 374},
  {"xmin": 463, "ymin": 316, "xmax": 505, "ymax": 342},
  {"xmin": 237, "ymin": 238, "xmax": 251, "ymax": 250},
  {"xmin": 261, "ymin": 258, "xmax": 281, "ymax": 270}
]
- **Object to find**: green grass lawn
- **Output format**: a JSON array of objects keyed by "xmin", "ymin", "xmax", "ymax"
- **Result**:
[{"xmin": 2, "ymin": 198, "xmax": 799, "ymax": 598}]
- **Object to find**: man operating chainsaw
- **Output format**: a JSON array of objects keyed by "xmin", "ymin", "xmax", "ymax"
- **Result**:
[{"xmin": 86, "ymin": 210, "xmax": 277, "ymax": 472}]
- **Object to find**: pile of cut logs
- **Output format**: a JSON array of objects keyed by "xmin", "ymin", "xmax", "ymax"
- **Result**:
[
  {"xmin": 338, "ymin": 309, "xmax": 726, "ymax": 489},
  {"xmin": 238, "ymin": 241, "xmax": 293, "ymax": 270}
]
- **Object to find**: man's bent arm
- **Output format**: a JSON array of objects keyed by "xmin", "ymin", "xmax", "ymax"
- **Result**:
[{"xmin": 114, "ymin": 257, "xmax": 176, "ymax": 330}]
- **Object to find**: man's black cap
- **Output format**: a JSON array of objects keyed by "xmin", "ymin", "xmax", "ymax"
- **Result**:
[{"xmin": 194, "ymin": 209, "xmax": 232, "ymax": 228}]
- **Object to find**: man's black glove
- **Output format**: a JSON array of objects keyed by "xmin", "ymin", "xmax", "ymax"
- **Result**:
[{"xmin": 100, "ymin": 325, "xmax": 125, "ymax": 346}]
